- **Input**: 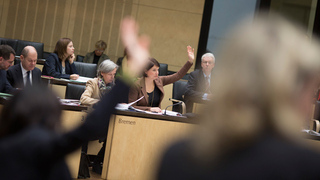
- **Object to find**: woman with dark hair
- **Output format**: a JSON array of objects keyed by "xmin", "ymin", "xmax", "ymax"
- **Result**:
[
  {"xmin": 42, "ymin": 38, "xmax": 79, "ymax": 80},
  {"xmin": 128, "ymin": 46, "xmax": 194, "ymax": 112},
  {"xmin": 0, "ymin": 16, "xmax": 150, "ymax": 180}
]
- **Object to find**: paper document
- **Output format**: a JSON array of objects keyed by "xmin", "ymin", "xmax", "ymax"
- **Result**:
[
  {"xmin": 60, "ymin": 99, "xmax": 81, "ymax": 106},
  {"xmin": 115, "ymin": 96, "xmax": 144, "ymax": 110},
  {"xmin": 70, "ymin": 76, "xmax": 93, "ymax": 83}
]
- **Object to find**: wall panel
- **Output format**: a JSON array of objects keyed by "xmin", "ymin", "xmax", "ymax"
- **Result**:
[{"xmin": 0, "ymin": 0, "xmax": 204, "ymax": 70}]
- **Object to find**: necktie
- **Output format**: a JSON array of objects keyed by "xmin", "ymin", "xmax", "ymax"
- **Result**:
[
  {"xmin": 26, "ymin": 71, "xmax": 31, "ymax": 87},
  {"xmin": 205, "ymin": 76, "xmax": 210, "ymax": 93}
]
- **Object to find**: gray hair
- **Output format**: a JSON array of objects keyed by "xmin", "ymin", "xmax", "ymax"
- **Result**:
[
  {"xmin": 201, "ymin": 53, "xmax": 215, "ymax": 64},
  {"xmin": 97, "ymin": 60, "xmax": 118, "ymax": 77}
]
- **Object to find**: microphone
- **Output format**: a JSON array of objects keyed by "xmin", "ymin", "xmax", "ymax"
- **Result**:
[{"xmin": 163, "ymin": 101, "xmax": 182, "ymax": 115}]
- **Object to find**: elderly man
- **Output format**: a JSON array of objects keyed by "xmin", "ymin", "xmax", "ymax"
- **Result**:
[
  {"xmin": 7, "ymin": 46, "xmax": 42, "ymax": 88},
  {"xmin": 0, "ymin": 45, "xmax": 15, "ymax": 93},
  {"xmin": 184, "ymin": 52, "xmax": 215, "ymax": 112}
]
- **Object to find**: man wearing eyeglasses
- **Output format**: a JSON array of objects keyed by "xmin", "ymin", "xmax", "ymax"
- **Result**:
[
  {"xmin": 184, "ymin": 52, "xmax": 215, "ymax": 112},
  {"xmin": 7, "ymin": 46, "xmax": 42, "ymax": 88},
  {"xmin": 83, "ymin": 40, "xmax": 110, "ymax": 66}
]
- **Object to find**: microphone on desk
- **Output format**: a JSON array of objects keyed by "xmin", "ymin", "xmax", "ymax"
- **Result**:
[{"xmin": 163, "ymin": 98, "xmax": 186, "ymax": 115}]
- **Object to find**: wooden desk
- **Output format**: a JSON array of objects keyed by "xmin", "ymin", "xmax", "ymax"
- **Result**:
[
  {"xmin": 102, "ymin": 110, "xmax": 197, "ymax": 180},
  {"xmin": 41, "ymin": 76, "xmax": 86, "ymax": 98}
]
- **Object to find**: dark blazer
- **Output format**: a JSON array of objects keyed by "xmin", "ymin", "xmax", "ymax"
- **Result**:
[
  {"xmin": 128, "ymin": 61, "xmax": 193, "ymax": 111},
  {"xmin": 0, "ymin": 79, "xmax": 129, "ymax": 180},
  {"xmin": 42, "ymin": 53, "xmax": 78, "ymax": 79},
  {"xmin": 184, "ymin": 69, "xmax": 210, "ymax": 112},
  {"xmin": 0, "ymin": 70, "xmax": 13, "ymax": 93},
  {"xmin": 7, "ymin": 64, "xmax": 42, "ymax": 88},
  {"xmin": 83, "ymin": 51, "xmax": 110, "ymax": 66},
  {"xmin": 157, "ymin": 135, "xmax": 320, "ymax": 180}
]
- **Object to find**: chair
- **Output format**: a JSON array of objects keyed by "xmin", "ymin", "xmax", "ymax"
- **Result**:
[
  {"xmin": 0, "ymin": 38, "xmax": 19, "ymax": 51},
  {"xmin": 171, "ymin": 80, "xmax": 188, "ymax": 114},
  {"xmin": 65, "ymin": 83, "xmax": 86, "ymax": 100},
  {"xmin": 159, "ymin": 63, "xmax": 168, "ymax": 76},
  {"xmin": 16, "ymin": 40, "xmax": 44, "ymax": 59},
  {"xmin": 74, "ymin": 62, "xmax": 97, "ymax": 78},
  {"xmin": 77, "ymin": 55, "xmax": 84, "ymax": 62},
  {"xmin": 43, "ymin": 51, "xmax": 51, "ymax": 59}
]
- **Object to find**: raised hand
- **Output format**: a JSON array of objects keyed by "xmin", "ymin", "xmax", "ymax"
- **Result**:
[
  {"xmin": 187, "ymin": 45, "xmax": 194, "ymax": 63},
  {"xmin": 120, "ymin": 17, "xmax": 150, "ymax": 78}
]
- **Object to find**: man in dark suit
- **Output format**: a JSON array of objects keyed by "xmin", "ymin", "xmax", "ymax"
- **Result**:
[
  {"xmin": 0, "ymin": 45, "xmax": 15, "ymax": 93},
  {"xmin": 7, "ymin": 46, "xmax": 42, "ymax": 88},
  {"xmin": 184, "ymin": 52, "xmax": 215, "ymax": 112}
]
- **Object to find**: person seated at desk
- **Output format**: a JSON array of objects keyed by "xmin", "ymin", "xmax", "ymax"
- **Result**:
[
  {"xmin": 0, "ymin": 45, "xmax": 15, "ymax": 93},
  {"xmin": 128, "ymin": 46, "xmax": 194, "ymax": 113},
  {"xmin": 80, "ymin": 60, "xmax": 118, "ymax": 105},
  {"xmin": 83, "ymin": 40, "xmax": 110, "ymax": 66},
  {"xmin": 0, "ymin": 16, "xmax": 150, "ymax": 180},
  {"xmin": 7, "ymin": 46, "xmax": 42, "ymax": 88},
  {"xmin": 184, "ymin": 52, "xmax": 215, "ymax": 112},
  {"xmin": 42, "ymin": 38, "xmax": 79, "ymax": 80},
  {"xmin": 80, "ymin": 59, "xmax": 118, "ymax": 174}
]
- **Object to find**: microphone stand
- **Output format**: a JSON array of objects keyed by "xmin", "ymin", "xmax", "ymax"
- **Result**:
[{"xmin": 163, "ymin": 101, "xmax": 182, "ymax": 115}]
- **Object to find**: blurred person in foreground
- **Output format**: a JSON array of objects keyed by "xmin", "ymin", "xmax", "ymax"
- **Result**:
[
  {"xmin": 157, "ymin": 13, "xmax": 320, "ymax": 179},
  {"xmin": 0, "ymin": 16, "xmax": 149, "ymax": 180}
]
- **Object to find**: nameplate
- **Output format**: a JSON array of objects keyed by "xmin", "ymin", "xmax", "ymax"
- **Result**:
[{"xmin": 118, "ymin": 118, "xmax": 136, "ymax": 125}]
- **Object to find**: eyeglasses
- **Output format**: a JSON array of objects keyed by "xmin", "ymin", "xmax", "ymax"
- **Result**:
[
  {"xmin": 202, "ymin": 61, "xmax": 213, "ymax": 65},
  {"xmin": 95, "ymin": 49, "xmax": 105, "ymax": 52}
]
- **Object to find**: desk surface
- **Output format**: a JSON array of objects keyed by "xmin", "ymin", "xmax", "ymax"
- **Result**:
[
  {"xmin": 41, "ymin": 76, "xmax": 86, "ymax": 86},
  {"xmin": 116, "ymin": 110, "xmax": 197, "ymax": 124}
]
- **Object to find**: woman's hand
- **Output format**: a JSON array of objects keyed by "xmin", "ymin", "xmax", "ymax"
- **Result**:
[
  {"xmin": 69, "ymin": 53, "xmax": 75, "ymax": 64},
  {"xmin": 187, "ymin": 45, "xmax": 194, "ymax": 63},
  {"xmin": 70, "ymin": 74, "xmax": 79, "ymax": 80},
  {"xmin": 150, "ymin": 107, "xmax": 162, "ymax": 113}
]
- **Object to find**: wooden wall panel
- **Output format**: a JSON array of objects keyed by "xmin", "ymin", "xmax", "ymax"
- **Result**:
[{"xmin": 0, "ymin": 0, "xmax": 204, "ymax": 70}]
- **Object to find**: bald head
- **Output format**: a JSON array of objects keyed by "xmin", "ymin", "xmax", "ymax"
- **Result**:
[{"xmin": 20, "ymin": 46, "xmax": 38, "ymax": 71}]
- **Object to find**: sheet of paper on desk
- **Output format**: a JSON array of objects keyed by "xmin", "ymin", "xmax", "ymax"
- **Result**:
[
  {"xmin": 115, "ymin": 96, "xmax": 144, "ymax": 110},
  {"xmin": 71, "ymin": 76, "xmax": 93, "ymax": 83},
  {"xmin": 60, "ymin": 99, "xmax": 81, "ymax": 106}
]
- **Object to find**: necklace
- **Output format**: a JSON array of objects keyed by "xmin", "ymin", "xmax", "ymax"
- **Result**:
[{"xmin": 148, "ymin": 90, "xmax": 154, "ymax": 107}]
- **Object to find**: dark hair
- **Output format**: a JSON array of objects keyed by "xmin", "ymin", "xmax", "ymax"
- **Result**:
[
  {"xmin": 54, "ymin": 38, "xmax": 72, "ymax": 60},
  {"xmin": 0, "ymin": 45, "xmax": 16, "ymax": 60},
  {"xmin": 0, "ymin": 87, "xmax": 62, "ymax": 138},
  {"xmin": 143, "ymin": 57, "xmax": 160, "ymax": 77}
]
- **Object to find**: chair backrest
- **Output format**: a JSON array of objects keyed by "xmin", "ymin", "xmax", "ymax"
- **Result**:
[
  {"xmin": 172, "ymin": 80, "xmax": 188, "ymax": 112},
  {"xmin": 74, "ymin": 61, "xmax": 97, "ymax": 78},
  {"xmin": 16, "ymin": 40, "xmax": 44, "ymax": 59},
  {"xmin": 65, "ymin": 83, "xmax": 86, "ymax": 100},
  {"xmin": 159, "ymin": 63, "xmax": 168, "ymax": 76},
  {"xmin": 0, "ymin": 38, "xmax": 19, "ymax": 51},
  {"xmin": 76, "ymin": 55, "xmax": 84, "ymax": 62},
  {"xmin": 42, "ymin": 51, "xmax": 51, "ymax": 59},
  {"xmin": 172, "ymin": 80, "xmax": 188, "ymax": 101}
]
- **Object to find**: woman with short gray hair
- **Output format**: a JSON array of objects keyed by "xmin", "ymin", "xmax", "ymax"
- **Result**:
[{"xmin": 80, "ymin": 59, "xmax": 118, "ymax": 105}]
